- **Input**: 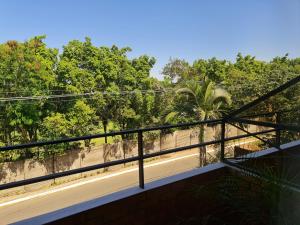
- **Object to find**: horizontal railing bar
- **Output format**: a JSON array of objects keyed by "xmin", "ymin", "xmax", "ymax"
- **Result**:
[
  {"xmin": 0, "ymin": 141, "xmax": 222, "ymax": 190},
  {"xmin": 0, "ymin": 127, "xmax": 277, "ymax": 190},
  {"xmin": 240, "ymin": 111, "xmax": 277, "ymax": 118},
  {"xmin": 0, "ymin": 142, "xmax": 221, "ymax": 190},
  {"xmin": 240, "ymin": 109, "xmax": 300, "ymax": 119},
  {"xmin": 0, "ymin": 114, "xmax": 283, "ymax": 152},
  {"xmin": 224, "ymin": 128, "xmax": 277, "ymax": 142},
  {"xmin": 0, "ymin": 119, "xmax": 222, "ymax": 152},
  {"xmin": 228, "ymin": 121, "xmax": 281, "ymax": 151},
  {"xmin": 0, "ymin": 156, "xmax": 140, "ymax": 190},
  {"xmin": 229, "ymin": 117, "xmax": 300, "ymax": 132},
  {"xmin": 224, "ymin": 156, "xmax": 292, "ymax": 160},
  {"xmin": 225, "ymin": 157, "xmax": 250, "ymax": 160}
]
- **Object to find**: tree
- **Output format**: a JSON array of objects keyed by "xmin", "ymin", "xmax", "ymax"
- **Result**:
[
  {"xmin": 162, "ymin": 58, "xmax": 190, "ymax": 83},
  {"xmin": 167, "ymin": 78, "xmax": 231, "ymax": 166},
  {"xmin": 68, "ymin": 100, "xmax": 98, "ymax": 147},
  {"xmin": 1, "ymin": 35, "xmax": 300, "ymax": 164},
  {"xmin": 113, "ymin": 55, "xmax": 157, "ymax": 132},
  {"xmin": 224, "ymin": 53, "xmax": 300, "ymax": 115},
  {"xmin": 57, "ymin": 38, "xmax": 157, "ymax": 143},
  {"xmin": 223, "ymin": 53, "xmax": 269, "ymax": 110},
  {"xmin": 40, "ymin": 113, "xmax": 71, "ymax": 158},
  {"xmin": 192, "ymin": 58, "xmax": 229, "ymax": 84},
  {"xmin": 0, "ymin": 36, "xmax": 58, "ymax": 145}
]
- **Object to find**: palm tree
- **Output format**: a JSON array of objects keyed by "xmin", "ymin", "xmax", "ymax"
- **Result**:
[{"xmin": 166, "ymin": 78, "xmax": 231, "ymax": 166}]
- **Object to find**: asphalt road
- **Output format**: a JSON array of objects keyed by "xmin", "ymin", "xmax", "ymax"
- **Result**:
[{"xmin": 0, "ymin": 150, "xmax": 201, "ymax": 225}]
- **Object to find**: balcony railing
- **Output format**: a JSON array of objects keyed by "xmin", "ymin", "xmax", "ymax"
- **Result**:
[{"xmin": 0, "ymin": 76, "xmax": 300, "ymax": 191}]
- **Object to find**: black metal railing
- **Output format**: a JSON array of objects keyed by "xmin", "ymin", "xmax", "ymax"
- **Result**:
[
  {"xmin": 221, "ymin": 75, "xmax": 300, "ymax": 163},
  {"xmin": 0, "ymin": 119, "xmax": 219, "ymax": 190},
  {"xmin": 0, "ymin": 117, "xmax": 278, "ymax": 190},
  {"xmin": 1, "ymin": 76, "xmax": 300, "ymax": 191}
]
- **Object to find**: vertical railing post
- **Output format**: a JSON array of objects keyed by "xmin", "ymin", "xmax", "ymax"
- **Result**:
[
  {"xmin": 138, "ymin": 131, "xmax": 145, "ymax": 189},
  {"xmin": 220, "ymin": 119, "xmax": 226, "ymax": 161},
  {"xmin": 275, "ymin": 112, "xmax": 281, "ymax": 146}
]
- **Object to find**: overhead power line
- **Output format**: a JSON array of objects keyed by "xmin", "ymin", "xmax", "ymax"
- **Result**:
[
  {"xmin": 0, "ymin": 90, "xmax": 65, "ymax": 94},
  {"xmin": 0, "ymin": 89, "xmax": 174, "ymax": 102}
]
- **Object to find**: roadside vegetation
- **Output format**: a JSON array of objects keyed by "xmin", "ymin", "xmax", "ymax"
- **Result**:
[{"xmin": 0, "ymin": 36, "xmax": 299, "ymax": 161}]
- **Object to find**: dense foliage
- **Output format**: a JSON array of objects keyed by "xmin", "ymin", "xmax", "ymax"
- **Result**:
[
  {"xmin": 0, "ymin": 36, "xmax": 299, "ymax": 161},
  {"xmin": 163, "ymin": 55, "xmax": 300, "ymax": 111}
]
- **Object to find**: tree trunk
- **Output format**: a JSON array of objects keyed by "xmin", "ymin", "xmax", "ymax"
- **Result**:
[
  {"xmin": 84, "ymin": 139, "xmax": 91, "ymax": 147},
  {"xmin": 8, "ymin": 130, "xmax": 13, "ymax": 146},
  {"xmin": 28, "ymin": 127, "xmax": 38, "ymax": 142},
  {"xmin": 121, "ymin": 134, "xmax": 126, "ymax": 160},
  {"xmin": 4, "ymin": 128, "xmax": 12, "ymax": 146},
  {"xmin": 19, "ymin": 127, "xmax": 29, "ymax": 143},
  {"xmin": 103, "ymin": 120, "xmax": 108, "ymax": 144},
  {"xmin": 199, "ymin": 124, "xmax": 206, "ymax": 167}
]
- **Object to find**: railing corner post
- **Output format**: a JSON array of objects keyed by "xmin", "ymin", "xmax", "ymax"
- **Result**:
[
  {"xmin": 138, "ymin": 131, "xmax": 145, "ymax": 189},
  {"xmin": 275, "ymin": 112, "xmax": 281, "ymax": 146},
  {"xmin": 220, "ymin": 119, "xmax": 226, "ymax": 162}
]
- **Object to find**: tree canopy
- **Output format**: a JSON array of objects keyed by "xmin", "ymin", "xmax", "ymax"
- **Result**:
[{"xmin": 0, "ymin": 36, "xmax": 299, "ymax": 161}]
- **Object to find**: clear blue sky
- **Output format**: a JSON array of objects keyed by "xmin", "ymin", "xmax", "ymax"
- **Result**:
[{"xmin": 0, "ymin": 0, "xmax": 299, "ymax": 79}]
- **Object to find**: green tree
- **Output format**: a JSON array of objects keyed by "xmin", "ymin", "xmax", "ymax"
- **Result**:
[
  {"xmin": 192, "ymin": 58, "xmax": 230, "ymax": 83},
  {"xmin": 68, "ymin": 100, "xmax": 99, "ymax": 147},
  {"xmin": 0, "ymin": 36, "xmax": 58, "ymax": 145},
  {"xmin": 162, "ymin": 58, "xmax": 190, "ymax": 83},
  {"xmin": 40, "ymin": 113, "xmax": 71, "ymax": 157},
  {"xmin": 57, "ymin": 38, "xmax": 117, "ymax": 140},
  {"xmin": 57, "ymin": 38, "xmax": 157, "ymax": 143},
  {"xmin": 167, "ymin": 79, "xmax": 231, "ymax": 166}
]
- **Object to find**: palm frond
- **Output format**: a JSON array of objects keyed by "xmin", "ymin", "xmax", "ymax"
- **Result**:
[
  {"xmin": 174, "ymin": 79, "xmax": 231, "ymax": 122},
  {"xmin": 164, "ymin": 111, "xmax": 178, "ymax": 123},
  {"xmin": 212, "ymin": 88, "xmax": 232, "ymax": 105},
  {"xmin": 204, "ymin": 81, "xmax": 215, "ymax": 104},
  {"xmin": 197, "ymin": 108, "xmax": 206, "ymax": 120},
  {"xmin": 176, "ymin": 87, "xmax": 195, "ymax": 96}
]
